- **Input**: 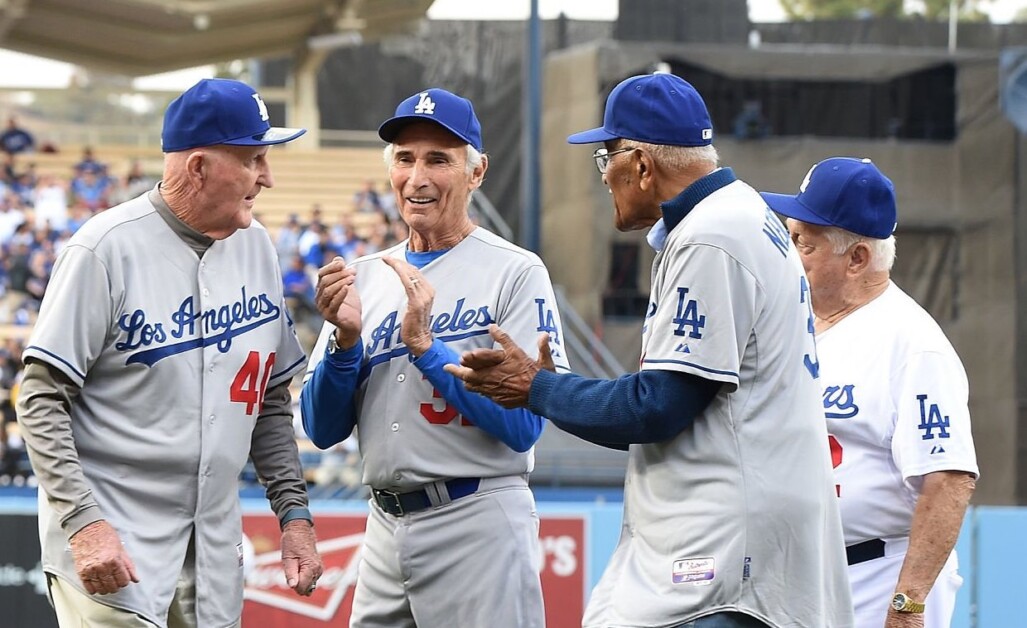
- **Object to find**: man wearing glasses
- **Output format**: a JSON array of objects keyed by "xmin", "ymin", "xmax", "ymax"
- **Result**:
[{"xmin": 447, "ymin": 73, "xmax": 853, "ymax": 628}]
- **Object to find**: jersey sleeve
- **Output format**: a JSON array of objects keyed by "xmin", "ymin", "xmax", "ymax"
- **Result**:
[
  {"xmin": 495, "ymin": 263, "xmax": 571, "ymax": 373},
  {"xmin": 22, "ymin": 245, "xmax": 113, "ymax": 387},
  {"xmin": 891, "ymin": 350, "xmax": 979, "ymax": 484},
  {"xmin": 641, "ymin": 243, "xmax": 757, "ymax": 389}
]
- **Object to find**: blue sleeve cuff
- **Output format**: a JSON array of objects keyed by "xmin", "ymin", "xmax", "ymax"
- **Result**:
[{"xmin": 325, "ymin": 338, "xmax": 363, "ymax": 367}]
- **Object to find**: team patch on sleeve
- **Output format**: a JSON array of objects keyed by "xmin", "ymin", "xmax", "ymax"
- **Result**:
[
  {"xmin": 672, "ymin": 287, "xmax": 706, "ymax": 339},
  {"xmin": 917, "ymin": 393, "xmax": 951, "ymax": 448}
]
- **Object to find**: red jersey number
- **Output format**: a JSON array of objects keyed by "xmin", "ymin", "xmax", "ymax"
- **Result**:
[
  {"xmin": 828, "ymin": 433, "xmax": 842, "ymax": 497},
  {"xmin": 230, "ymin": 351, "xmax": 277, "ymax": 415}
]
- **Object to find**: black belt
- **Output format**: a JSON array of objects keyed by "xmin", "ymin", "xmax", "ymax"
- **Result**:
[
  {"xmin": 846, "ymin": 538, "xmax": 886, "ymax": 566},
  {"xmin": 372, "ymin": 478, "xmax": 481, "ymax": 516}
]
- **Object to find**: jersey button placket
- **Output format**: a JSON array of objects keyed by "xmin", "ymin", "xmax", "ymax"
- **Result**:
[{"xmin": 397, "ymin": 373, "xmax": 406, "ymax": 382}]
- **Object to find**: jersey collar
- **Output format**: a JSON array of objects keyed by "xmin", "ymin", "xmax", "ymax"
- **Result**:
[{"xmin": 660, "ymin": 167, "xmax": 737, "ymax": 233}]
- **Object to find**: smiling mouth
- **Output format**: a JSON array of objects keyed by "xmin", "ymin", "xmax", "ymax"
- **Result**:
[{"xmin": 406, "ymin": 196, "xmax": 435, "ymax": 205}]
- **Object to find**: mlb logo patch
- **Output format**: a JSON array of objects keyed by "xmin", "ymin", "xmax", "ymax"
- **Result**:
[{"xmin": 672, "ymin": 557, "xmax": 715, "ymax": 585}]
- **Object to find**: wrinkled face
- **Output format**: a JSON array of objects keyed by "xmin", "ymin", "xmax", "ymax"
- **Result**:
[
  {"xmin": 600, "ymin": 140, "xmax": 654, "ymax": 232},
  {"xmin": 200, "ymin": 144, "xmax": 274, "ymax": 239},
  {"xmin": 388, "ymin": 122, "xmax": 483, "ymax": 237},
  {"xmin": 787, "ymin": 219, "xmax": 851, "ymax": 306}
]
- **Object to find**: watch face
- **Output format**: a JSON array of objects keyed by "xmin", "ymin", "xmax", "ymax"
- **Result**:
[{"xmin": 892, "ymin": 594, "xmax": 907, "ymax": 611}]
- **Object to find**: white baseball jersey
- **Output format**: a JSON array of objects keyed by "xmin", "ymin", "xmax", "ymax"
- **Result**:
[
  {"xmin": 23, "ymin": 189, "xmax": 306, "ymax": 626},
  {"xmin": 583, "ymin": 173, "xmax": 853, "ymax": 628},
  {"xmin": 306, "ymin": 226, "xmax": 570, "ymax": 489},
  {"xmin": 816, "ymin": 281, "xmax": 978, "ymax": 545}
]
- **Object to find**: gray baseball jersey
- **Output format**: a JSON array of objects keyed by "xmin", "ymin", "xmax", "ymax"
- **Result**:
[
  {"xmin": 305, "ymin": 226, "xmax": 570, "ymax": 489},
  {"xmin": 23, "ymin": 188, "xmax": 306, "ymax": 627},
  {"xmin": 582, "ymin": 175, "xmax": 853, "ymax": 628}
]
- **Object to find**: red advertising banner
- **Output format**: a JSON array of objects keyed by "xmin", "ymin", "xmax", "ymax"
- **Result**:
[{"xmin": 242, "ymin": 512, "xmax": 586, "ymax": 627}]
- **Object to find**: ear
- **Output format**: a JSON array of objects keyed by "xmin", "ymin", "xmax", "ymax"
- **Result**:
[
  {"xmin": 636, "ymin": 148, "xmax": 655, "ymax": 191},
  {"xmin": 848, "ymin": 241, "xmax": 873, "ymax": 275},
  {"xmin": 469, "ymin": 154, "xmax": 488, "ymax": 190},
  {"xmin": 185, "ymin": 151, "xmax": 206, "ymax": 191}
]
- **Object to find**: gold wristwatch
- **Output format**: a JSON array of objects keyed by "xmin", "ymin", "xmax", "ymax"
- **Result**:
[{"xmin": 891, "ymin": 592, "xmax": 925, "ymax": 614}]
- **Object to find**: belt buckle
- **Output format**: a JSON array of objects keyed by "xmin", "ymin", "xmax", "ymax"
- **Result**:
[{"xmin": 376, "ymin": 489, "xmax": 404, "ymax": 516}]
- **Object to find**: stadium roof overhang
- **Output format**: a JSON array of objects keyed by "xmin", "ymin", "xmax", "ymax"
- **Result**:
[{"xmin": 0, "ymin": 0, "xmax": 433, "ymax": 76}]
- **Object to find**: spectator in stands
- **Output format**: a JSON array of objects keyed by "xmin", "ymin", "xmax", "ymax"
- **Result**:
[
  {"xmin": 0, "ymin": 196, "xmax": 25, "ymax": 243},
  {"xmin": 32, "ymin": 175, "xmax": 68, "ymax": 232},
  {"xmin": 69, "ymin": 169, "xmax": 111, "ymax": 211},
  {"xmin": 378, "ymin": 178, "xmax": 399, "ymax": 223},
  {"xmin": 121, "ymin": 159, "xmax": 156, "ymax": 201},
  {"xmin": 284, "ymin": 254, "xmax": 315, "ymax": 303},
  {"xmin": 73, "ymin": 146, "xmax": 104, "ymax": 174},
  {"xmin": 276, "ymin": 213, "xmax": 302, "ymax": 269},
  {"xmin": 4, "ymin": 240, "xmax": 31, "ymax": 297},
  {"xmin": 352, "ymin": 179, "xmax": 382, "ymax": 214},
  {"xmin": 10, "ymin": 170, "xmax": 35, "ymax": 208},
  {"xmin": 297, "ymin": 204, "xmax": 325, "ymax": 259},
  {"xmin": 0, "ymin": 117, "xmax": 35, "ymax": 155},
  {"xmin": 65, "ymin": 203, "xmax": 91, "ymax": 235},
  {"xmin": 329, "ymin": 213, "xmax": 361, "ymax": 261}
]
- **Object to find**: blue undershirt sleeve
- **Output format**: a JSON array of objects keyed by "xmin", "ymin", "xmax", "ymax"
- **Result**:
[
  {"xmin": 413, "ymin": 339, "xmax": 544, "ymax": 453},
  {"xmin": 528, "ymin": 369, "xmax": 721, "ymax": 445},
  {"xmin": 300, "ymin": 340, "xmax": 362, "ymax": 449}
]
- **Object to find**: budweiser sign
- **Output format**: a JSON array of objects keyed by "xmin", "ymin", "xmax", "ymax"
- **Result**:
[{"xmin": 242, "ymin": 513, "xmax": 586, "ymax": 627}]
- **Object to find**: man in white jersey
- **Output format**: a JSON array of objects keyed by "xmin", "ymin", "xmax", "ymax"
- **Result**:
[
  {"xmin": 762, "ymin": 157, "xmax": 978, "ymax": 628},
  {"xmin": 447, "ymin": 73, "xmax": 853, "ymax": 628},
  {"xmin": 16, "ymin": 78, "xmax": 323, "ymax": 627},
  {"xmin": 301, "ymin": 87, "xmax": 570, "ymax": 628}
]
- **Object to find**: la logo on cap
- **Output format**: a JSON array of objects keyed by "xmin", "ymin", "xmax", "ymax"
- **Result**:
[
  {"xmin": 252, "ymin": 93, "xmax": 270, "ymax": 122},
  {"xmin": 413, "ymin": 92, "xmax": 436, "ymax": 115},
  {"xmin": 799, "ymin": 163, "xmax": 817, "ymax": 193}
]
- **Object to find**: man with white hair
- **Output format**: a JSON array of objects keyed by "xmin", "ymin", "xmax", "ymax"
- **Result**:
[
  {"xmin": 302, "ymin": 87, "xmax": 570, "ymax": 628},
  {"xmin": 762, "ymin": 157, "xmax": 979, "ymax": 628}
]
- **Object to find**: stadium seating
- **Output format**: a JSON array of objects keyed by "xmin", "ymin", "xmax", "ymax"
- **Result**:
[{"xmin": 21, "ymin": 144, "xmax": 391, "ymax": 234}]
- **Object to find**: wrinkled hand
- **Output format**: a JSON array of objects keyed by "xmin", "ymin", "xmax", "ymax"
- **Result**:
[
  {"xmin": 382, "ymin": 257, "xmax": 434, "ymax": 357},
  {"xmin": 885, "ymin": 609, "xmax": 925, "ymax": 628},
  {"xmin": 281, "ymin": 520, "xmax": 323, "ymax": 597},
  {"xmin": 69, "ymin": 520, "xmax": 139, "ymax": 595},
  {"xmin": 444, "ymin": 325, "xmax": 553, "ymax": 409},
  {"xmin": 315, "ymin": 257, "xmax": 361, "ymax": 348}
]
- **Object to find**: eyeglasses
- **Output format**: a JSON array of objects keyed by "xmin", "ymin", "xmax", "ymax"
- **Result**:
[{"xmin": 592, "ymin": 147, "xmax": 634, "ymax": 175}]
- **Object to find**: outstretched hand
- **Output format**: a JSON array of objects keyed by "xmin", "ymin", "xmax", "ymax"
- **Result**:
[{"xmin": 444, "ymin": 325, "xmax": 555, "ymax": 409}]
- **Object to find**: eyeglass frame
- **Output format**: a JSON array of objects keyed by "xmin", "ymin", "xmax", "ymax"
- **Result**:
[{"xmin": 592, "ymin": 146, "xmax": 635, "ymax": 175}]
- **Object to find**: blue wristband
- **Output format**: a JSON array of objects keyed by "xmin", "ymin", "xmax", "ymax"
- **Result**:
[{"xmin": 279, "ymin": 507, "xmax": 313, "ymax": 530}]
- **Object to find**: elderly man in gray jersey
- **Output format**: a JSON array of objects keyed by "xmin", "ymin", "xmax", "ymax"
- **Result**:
[
  {"xmin": 302, "ymin": 87, "xmax": 570, "ymax": 628},
  {"xmin": 448, "ymin": 73, "xmax": 854, "ymax": 628},
  {"xmin": 17, "ymin": 78, "xmax": 322, "ymax": 628}
]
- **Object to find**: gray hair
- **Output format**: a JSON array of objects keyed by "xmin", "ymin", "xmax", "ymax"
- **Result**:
[
  {"xmin": 619, "ymin": 140, "xmax": 719, "ymax": 172},
  {"xmin": 383, "ymin": 143, "xmax": 484, "ymax": 174},
  {"xmin": 822, "ymin": 226, "xmax": 896, "ymax": 272}
]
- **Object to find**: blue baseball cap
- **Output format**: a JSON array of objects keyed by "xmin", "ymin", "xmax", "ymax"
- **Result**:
[
  {"xmin": 761, "ymin": 157, "xmax": 897, "ymax": 239},
  {"xmin": 567, "ymin": 73, "xmax": 713, "ymax": 146},
  {"xmin": 378, "ymin": 88, "xmax": 483, "ymax": 152},
  {"xmin": 161, "ymin": 78, "xmax": 306, "ymax": 153}
]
